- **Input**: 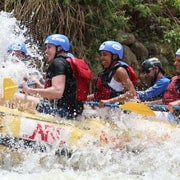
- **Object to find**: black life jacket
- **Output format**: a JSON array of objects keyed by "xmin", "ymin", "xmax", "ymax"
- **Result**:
[{"xmin": 94, "ymin": 61, "xmax": 137, "ymax": 101}]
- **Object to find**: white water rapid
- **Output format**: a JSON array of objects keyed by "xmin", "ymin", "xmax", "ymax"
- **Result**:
[{"xmin": 0, "ymin": 11, "xmax": 179, "ymax": 180}]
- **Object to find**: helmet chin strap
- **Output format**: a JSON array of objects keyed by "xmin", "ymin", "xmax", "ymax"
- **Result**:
[
  {"xmin": 54, "ymin": 46, "xmax": 63, "ymax": 58},
  {"xmin": 109, "ymin": 54, "xmax": 117, "ymax": 69}
]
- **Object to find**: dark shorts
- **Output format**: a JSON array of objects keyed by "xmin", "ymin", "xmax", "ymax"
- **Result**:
[{"xmin": 36, "ymin": 99, "xmax": 76, "ymax": 119}]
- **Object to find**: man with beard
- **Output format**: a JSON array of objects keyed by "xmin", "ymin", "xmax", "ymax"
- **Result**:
[
  {"xmin": 163, "ymin": 49, "xmax": 180, "ymax": 113},
  {"xmin": 145, "ymin": 49, "xmax": 180, "ymax": 122},
  {"xmin": 137, "ymin": 57, "xmax": 170, "ymax": 101}
]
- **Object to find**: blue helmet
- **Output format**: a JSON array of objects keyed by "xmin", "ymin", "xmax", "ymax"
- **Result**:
[
  {"xmin": 44, "ymin": 34, "xmax": 70, "ymax": 52},
  {"xmin": 7, "ymin": 41, "xmax": 27, "ymax": 55},
  {"xmin": 175, "ymin": 48, "xmax": 180, "ymax": 56},
  {"xmin": 98, "ymin": 41, "xmax": 123, "ymax": 59}
]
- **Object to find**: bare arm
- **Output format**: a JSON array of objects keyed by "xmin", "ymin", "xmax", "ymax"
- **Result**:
[
  {"xmin": 168, "ymin": 100, "xmax": 180, "ymax": 112},
  {"xmin": 87, "ymin": 94, "xmax": 94, "ymax": 101},
  {"xmin": 145, "ymin": 99, "xmax": 163, "ymax": 105}
]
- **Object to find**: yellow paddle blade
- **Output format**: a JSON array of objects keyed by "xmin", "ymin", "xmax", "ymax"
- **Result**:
[
  {"xmin": 120, "ymin": 102, "xmax": 156, "ymax": 117},
  {"xmin": 3, "ymin": 78, "xmax": 18, "ymax": 100}
]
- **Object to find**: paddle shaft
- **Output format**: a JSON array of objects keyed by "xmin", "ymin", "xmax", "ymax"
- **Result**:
[
  {"xmin": 85, "ymin": 101, "xmax": 119, "ymax": 108},
  {"xmin": 18, "ymin": 82, "xmax": 36, "ymax": 88},
  {"xmin": 3, "ymin": 78, "xmax": 155, "ymax": 117}
]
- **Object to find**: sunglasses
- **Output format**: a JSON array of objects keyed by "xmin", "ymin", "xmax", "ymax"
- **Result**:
[{"xmin": 142, "ymin": 68, "xmax": 153, "ymax": 74}]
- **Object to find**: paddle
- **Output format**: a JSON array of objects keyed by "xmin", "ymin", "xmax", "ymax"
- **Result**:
[
  {"xmin": 3, "ymin": 77, "xmax": 36, "ymax": 100},
  {"xmin": 85, "ymin": 101, "xmax": 156, "ymax": 117},
  {"xmin": 2, "ymin": 78, "xmax": 155, "ymax": 116},
  {"xmin": 147, "ymin": 104, "xmax": 180, "ymax": 111}
]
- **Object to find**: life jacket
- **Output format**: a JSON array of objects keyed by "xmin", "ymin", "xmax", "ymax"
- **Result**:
[
  {"xmin": 66, "ymin": 57, "xmax": 92, "ymax": 101},
  {"xmin": 94, "ymin": 61, "xmax": 137, "ymax": 101},
  {"xmin": 44, "ymin": 57, "xmax": 92, "ymax": 102},
  {"xmin": 120, "ymin": 61, "xmax": 137, "ymax": 87},
  {"xmin": 163, "ymin": 75, "xmax": 180, "ymax": 104}
]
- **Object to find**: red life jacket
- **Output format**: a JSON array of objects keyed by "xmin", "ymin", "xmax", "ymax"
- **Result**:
[
  {"xmin": 94, "ymin": 61, "xmax": 137, "ymax": 101},
  {"xmin": 66, "ymin": 57, "xmax": 92, "ymax": 101},
  {"xmin": 94, "ymin": 75, "xmax": 115, "ymax": 101},
  {"xmin": 44, "ymin": 75, "xmax": 51, "ymax": 89},
  {"xmin": 163, "ymin": 75, "xmax": 180, "ymax": 104},
  {"xmin": 44, "ymin": 57, "xmax": 92, "ymax": 101}
]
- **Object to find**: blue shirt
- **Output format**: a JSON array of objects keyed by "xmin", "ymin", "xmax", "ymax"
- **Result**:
[{"xmin": 137, "ymin": 76, "xmax": 170, "ymax": 101}]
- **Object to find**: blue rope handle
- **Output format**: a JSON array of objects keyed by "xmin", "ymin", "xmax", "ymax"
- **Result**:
[
  {"xmin": 84, "ymin": 101, "xmax": 119, "ymax": 108},
  {"xmin": 18, "ymin": 82, "xmax": 36, "ymax": 88},
  {"xmin": 148, "ymin": 104, "xmax": 180, "ymax": 111}
]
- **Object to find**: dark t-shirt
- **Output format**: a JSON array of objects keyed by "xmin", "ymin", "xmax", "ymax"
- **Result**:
[{"xmin": 45, "ymin": 56, "xmax": 83, "ymax": 116}]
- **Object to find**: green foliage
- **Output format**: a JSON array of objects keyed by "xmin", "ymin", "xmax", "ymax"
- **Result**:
[
  {"xmin": 60, "ymin": 0, "xmax": 71, "ymax": 5},
  {"xmin": 163, "ymin": 0, "xmax": 180, "ymax": 8},
  {"xmin": 134, "ymin": 4, "xmax": 152, "ymax": 18},
  {"xmin": 1, "ymin": 0, "xmax": 180, "ymax": 76},
  {"xmin": 80, "ymin": 0, "xmax": 129, "ymax": 75},
  {"xmin": 164, "ymin": 25, "xmax": 180, "ymax": 51}
]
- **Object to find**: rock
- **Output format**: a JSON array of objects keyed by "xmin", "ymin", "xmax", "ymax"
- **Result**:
[{"xmin": 131, "ymin": 41, "xmax": 149, "ymax": 61}]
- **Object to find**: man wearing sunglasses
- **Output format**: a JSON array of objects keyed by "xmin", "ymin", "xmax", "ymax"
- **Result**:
[
  {"xmin": 144, "ymin": 49, "xmax": 180, "ymax": 123},
  {"xmin": 137, "ymin": 57, "xmax": 170, "ymax": 101}
]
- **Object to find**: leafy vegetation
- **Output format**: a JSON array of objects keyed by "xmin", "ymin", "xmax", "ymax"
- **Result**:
[{"xmin": 1, "ymin": 0, "xmax": 180, "ymax": 76}]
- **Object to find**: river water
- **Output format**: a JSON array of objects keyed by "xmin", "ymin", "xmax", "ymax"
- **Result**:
[{"xmin": 0, "ymin": 11, "xmax": 179, "ymax": 180}]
